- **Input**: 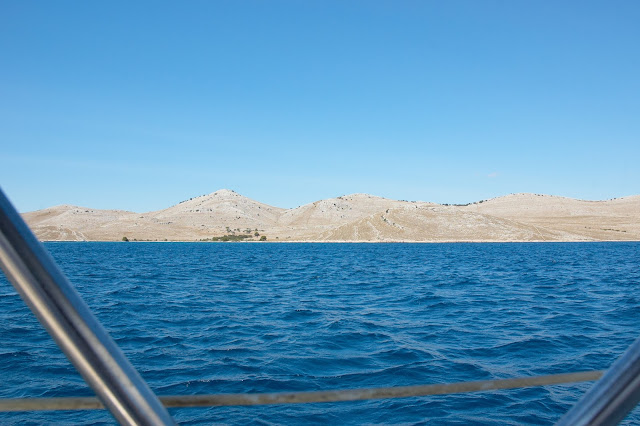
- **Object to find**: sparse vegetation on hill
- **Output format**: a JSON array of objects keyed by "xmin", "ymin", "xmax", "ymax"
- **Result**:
[{"xmin": 200, "ymin": 234, "xmax": 254, "ymax": 242}]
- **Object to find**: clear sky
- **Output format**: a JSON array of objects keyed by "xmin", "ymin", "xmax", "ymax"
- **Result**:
[{"xmin": 1, "ymin": 1, "xmax": 639, "ymax": 213}]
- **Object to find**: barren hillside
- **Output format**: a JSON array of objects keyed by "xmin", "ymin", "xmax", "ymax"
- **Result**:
[
  {"xmin": 22, "ymin": 190, "xmax": 640, "ymax": 242},
  {"xmin": 464, "ymin": 193, "xmax": 640, "ymax": 241}
]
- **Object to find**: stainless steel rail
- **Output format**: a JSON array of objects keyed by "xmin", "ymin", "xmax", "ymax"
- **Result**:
[
  {"xmin": 0, "ymin": 188, "xmax": 175, "ymax": 425},
  {"xmin": 556, "ymin": 336, "xmax": 640, "ymax": 426},
  {"xmin": 0, "ymin": 370, "xmax": 604, "ymax": 412}
]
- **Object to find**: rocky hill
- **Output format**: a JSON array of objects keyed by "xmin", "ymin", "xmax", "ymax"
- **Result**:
[{"xmin": 22, "ymin": 190, "xmax": 640, "ymax": 242}]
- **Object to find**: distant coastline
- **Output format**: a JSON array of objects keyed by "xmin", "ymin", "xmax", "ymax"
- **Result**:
[{"xmin": 25, "ymin": 190, "xmax": 640, "ymax": 243}]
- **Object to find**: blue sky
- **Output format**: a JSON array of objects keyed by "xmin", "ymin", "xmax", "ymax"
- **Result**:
[{"xmin": 1, "ymin": 1, "xmax": 639, "ymax": 212}]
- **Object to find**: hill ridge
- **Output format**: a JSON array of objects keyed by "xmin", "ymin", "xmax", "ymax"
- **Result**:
[{"xmin": 22, "ymin": 190, "xmax": 640, "ymax": 242}]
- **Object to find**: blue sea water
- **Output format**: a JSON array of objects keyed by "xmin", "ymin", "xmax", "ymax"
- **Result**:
[{"xmin": 1, "ymin": 242, "xmax": 639, "ymax": 425}]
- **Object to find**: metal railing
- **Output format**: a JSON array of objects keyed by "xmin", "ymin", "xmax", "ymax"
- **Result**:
[
  {"xmin": 0, "ymin": 189, "xmax": 175, "ymax": 425},
  {"xmin": 557, "ymin": 336, "xmax": 640, "ymax": 425},
  {"xmin": 1, "ymin": 186, "xmax": 639, "ymax": 425}
]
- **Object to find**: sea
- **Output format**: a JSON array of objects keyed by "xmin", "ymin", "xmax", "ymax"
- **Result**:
[{"xmin": 1, "ymin": 242, "xmax": 639, "ymax": 425}]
